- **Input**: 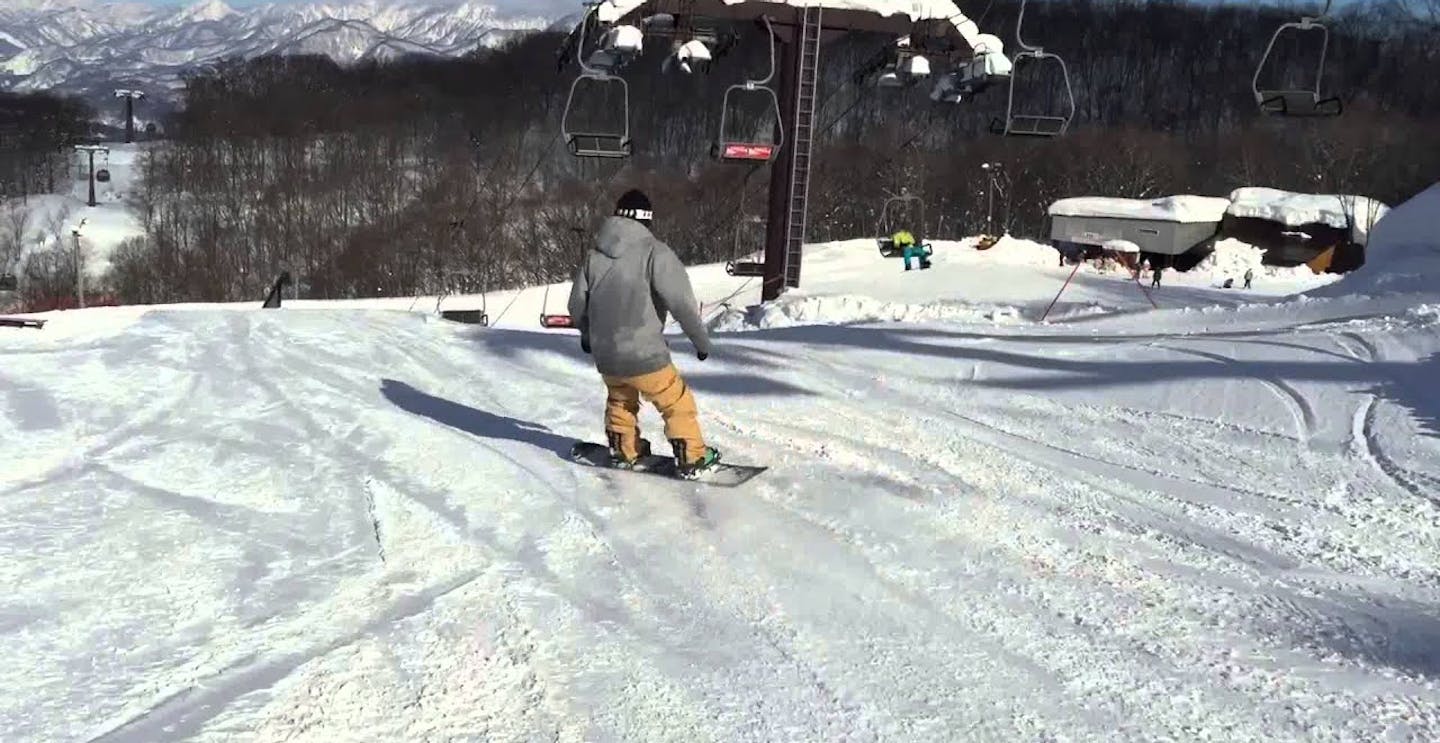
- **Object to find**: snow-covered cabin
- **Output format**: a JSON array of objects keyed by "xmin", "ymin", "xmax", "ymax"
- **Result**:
[
  {"xmin": 1221, "ymin": 188, "xmax": 1389, "ymax": 273},
  {"xmin": 1047, "ymin": 195, "xmax": 1230, "ymax": 268}
]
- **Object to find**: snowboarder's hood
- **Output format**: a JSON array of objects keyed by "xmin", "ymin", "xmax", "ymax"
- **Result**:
[{"xmin": 595, "ymin": 215, "xmax": 653, "ymax": 259}]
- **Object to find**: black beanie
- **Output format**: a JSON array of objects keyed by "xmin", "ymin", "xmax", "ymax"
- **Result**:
[{"xmin": 614, "ymin": 189, "xmax": 653, "ymax": 224}]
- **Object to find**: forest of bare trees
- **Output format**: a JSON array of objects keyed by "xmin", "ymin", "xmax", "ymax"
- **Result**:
[
  {"xmin": 0, "ymin": 92, "xmax": 93, "ymax": 308},
  {"xmin": 8, "ymin": 0, "xmax": 1438, "ymax": 307}
]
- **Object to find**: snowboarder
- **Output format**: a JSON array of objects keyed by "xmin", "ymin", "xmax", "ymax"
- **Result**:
[
  {"xmin": 892, "ymin": 229, "xmax": 931, "ymax": 271},
  {"xmin": 1244, "ymin": 268, "xmax": 1254, "ymax": 290},
  {"xmin": 566, "ymin": 189, "xmax": 721, "ymax": 477},
  {"xmin": 1151, "ymin": 267, "xmax": 1163, "ymax": 288}
]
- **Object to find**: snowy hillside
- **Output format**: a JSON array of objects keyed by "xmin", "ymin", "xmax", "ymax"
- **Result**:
[
  {"xmin": 0, "ymin": 142, "xmax": 145, "ymax": 298},
  {"xmin": 4, "ymin": 221, "xmax": 1440, "ymax": 740},
  {"xmin": 0, "ymin": 0, "xmax": 553, "ymax": 104}
]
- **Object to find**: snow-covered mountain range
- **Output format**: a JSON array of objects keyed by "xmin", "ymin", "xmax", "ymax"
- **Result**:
[{"xmin": 0, "ymin": 0, "xmax": 566, "ymax": 113}]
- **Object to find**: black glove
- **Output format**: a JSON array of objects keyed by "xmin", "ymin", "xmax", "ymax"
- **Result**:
[
  {"xmin": 581, "ymin": 336, "xmax": 591, "ymax": 354},
  {"xmin": 697, "ymin": 350, "xmax": 708, "ymax": 361}
]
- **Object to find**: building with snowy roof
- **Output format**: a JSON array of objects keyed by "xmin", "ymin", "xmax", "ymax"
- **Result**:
[
  {"xmin": 1220, "ymin": 188, "xmax": 1389, "ymax": 273},
  {"xmin": 1046, "ymin": 195, "xmax": 1230, "ymax": 269}
]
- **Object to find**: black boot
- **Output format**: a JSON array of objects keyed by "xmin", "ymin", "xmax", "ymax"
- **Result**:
[{"xmin": 607, "ymin": 432, "xmax": 651, "ymax": 469}]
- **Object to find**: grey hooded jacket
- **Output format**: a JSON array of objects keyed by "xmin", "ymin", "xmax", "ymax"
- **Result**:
[{"xmin": 567, "ymin": 216, "xmax": 712, "ymax": 378}]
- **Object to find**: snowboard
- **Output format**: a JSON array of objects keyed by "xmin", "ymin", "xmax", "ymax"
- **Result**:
[{"xmin": 569, "ymin": 441, "xmax": 767, "ymax": 488}]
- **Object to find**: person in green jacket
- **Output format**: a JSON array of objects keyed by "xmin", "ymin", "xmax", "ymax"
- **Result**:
[{"xmin": 891, "ymin": 229, "xmax": 931, "ymax": 271}]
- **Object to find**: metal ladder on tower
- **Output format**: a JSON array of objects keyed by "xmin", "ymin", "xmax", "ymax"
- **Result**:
[{"xmin": 783, "ymin": 5, "xmax": 823, "ymax": 289}]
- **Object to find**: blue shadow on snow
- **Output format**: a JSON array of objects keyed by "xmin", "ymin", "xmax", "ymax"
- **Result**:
[{"xmin": 381, "ymin": 379, "xmax": 572, "ymax": 455}]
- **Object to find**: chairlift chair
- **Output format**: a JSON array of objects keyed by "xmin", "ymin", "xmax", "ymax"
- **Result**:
[
  {"xmin": 876, "ymin": 194, "xmax": 932, "ymax": 258},
  {"xmin": 95, "ymin": 169, "xmax": 111, "ymax": 183},
  {"xmin": 930, "ymin": 40, "xmax": 1011, "ymax": 104},
  {"xmin": 989, "ymin": 0, "xmax": 1075, "ymax": 137},
  {"xmin": 726, "ymin": 214, "xmax": 766, "ymax": 276},
  {"xmin": 1252, "ymin": 1, "xmax": 1342, "ymax": 117},
  {"xmin": 879, "ymin": 48, "xmax": 933, "ymax": 88},
  {"xmin": 726, "ymin": 260, "xmax": 766, "ymax": 276},
  {"xmin": 561, "ymin": 9, "xmax": 638, "ymax": 159},
  {"xmin": 564, "ymin": 73, "xmax": 633, "ymax": 158},
  {"xmin": 714, "ymin": 16, "xmax": 784, "ymax": 164},
  {"xmin": 539, "ymin": 226, "xmax": 590, "ymax": 329},
  {"xmin": 0, "ymin": 273, "xmax": 17, "ymax": 292},
  {"xmin": 540, "ymin": 281, "xmax": 575, "ymax": 329}
]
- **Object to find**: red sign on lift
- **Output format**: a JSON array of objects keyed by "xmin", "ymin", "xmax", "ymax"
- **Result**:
[{"xmin": 721, "ymin": 143, "xmax": 775, "ymax": 161}]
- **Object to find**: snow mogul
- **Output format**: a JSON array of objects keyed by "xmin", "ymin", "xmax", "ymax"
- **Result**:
[
  {"xmin": 891, "ymin": 229, "xmax": 932, "ymax": 271},
  {"xmin": 566, "ymin": 189, "xmax": 722, "ymax": 477}
]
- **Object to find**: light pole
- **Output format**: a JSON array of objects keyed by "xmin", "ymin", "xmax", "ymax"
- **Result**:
[
  {"xmin": 71, "ymin": 218, "xmax": 87, "ymax": 309},
  {"xmin": 980, "ymin": 162, "xmax": 1003, "ymax": 235},
  {"xmin": 73, "ymin": 144, "xmax": 110, "ymax": 207},
  {"xmin": 114, "ymin": 89, "xmax": 145, "ymax": 144}
]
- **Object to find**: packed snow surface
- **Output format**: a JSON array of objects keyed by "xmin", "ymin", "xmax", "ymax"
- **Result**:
[
  {"xmin": 1227, "ymin": 187, "xmax": 1390, "ymax": 244},
  {"xmin": 1048, "ymin": 195, "xmax": 1232, "ymax": 224},
  {"xmin": 1194, "ymin": 238, "xmax": 1330, "ymax": 283},
  {"xmin": 3, "ymin": 234, "xmax": 1440, "ymax": 741}
]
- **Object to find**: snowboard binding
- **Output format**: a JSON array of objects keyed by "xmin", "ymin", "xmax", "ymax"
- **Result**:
[{"xmin": 671, "ymin": 439, "xmax": 722, "ymax": 480}]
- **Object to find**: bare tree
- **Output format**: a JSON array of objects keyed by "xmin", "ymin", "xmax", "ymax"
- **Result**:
[{"xmin": 0, "ymin": 200, "xmax": 29, "ymax": 274}]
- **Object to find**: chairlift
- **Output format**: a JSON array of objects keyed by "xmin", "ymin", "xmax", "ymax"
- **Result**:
[
  {"xmin": 875, "ymin": 193, "xmax": 932, "ymax": 258},
  {"xmin": 541, "ymin": 313, "xmax": 576, "ymax": 329},
  {"xmin": 0, "ymin": 273, "xmax": 17, "ymax": 292},
  {"xmin": 1252, "ymin": 0, "xmax": 1342, "ymax": 117},
  {"xmin": 95, "ymin": 169, "xmax": 111, "ymax": 183},
  {"xmin": 989, "ymin": 0, "xmax": 1075, "ymax": 137},
  {"xmin": 714, "ymin": 16, "xmax": 783, "ymax": 163},
  {"xmin": 561, "ymin": 10, "xmax": 637, "ymax": 159},
  {"xmin": 436, "ymin": 276, "xmax": 489, "ymax": 327},
  {"xmin": 539, "ymin": 280, "xmax": 576, "ymax": 328},
  {"xmin": 539, "ymin": 226, "xmax": 590, "ymax": 329},
  {"xmin": 726, "ymin": 214, "xmax": 766, "ymax": 276},
  {"xmin": 929, "ymin": 39, "xmax": 1011, "ymax": 104},
  {"xmin": 880, "ymin": 48, "xmax": 933, "ymax": 88}
]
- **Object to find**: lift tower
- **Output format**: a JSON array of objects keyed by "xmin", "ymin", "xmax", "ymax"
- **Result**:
[{"xmin": 114, "ymin": 89, "xmax": 145, "ymax": 144}]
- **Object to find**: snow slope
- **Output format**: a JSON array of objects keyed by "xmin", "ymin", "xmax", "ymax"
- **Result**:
[
  {"xmin": 3, "ymin": 234, "xmax": 1440, "ymax": 741},
  {"xmin": 1312, "ymin": 182, "xmax": 1440, "ymax": 299}
]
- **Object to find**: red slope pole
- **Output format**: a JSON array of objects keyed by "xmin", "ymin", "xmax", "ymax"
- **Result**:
[{"xmin": 1041, "ymin": 260, "xmax": 1083, "ymax": 322}]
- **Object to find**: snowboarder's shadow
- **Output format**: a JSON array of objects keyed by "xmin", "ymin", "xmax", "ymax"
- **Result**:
[{"xmin": 380, "ymin": 379, "xmax": 572, "ymax": 455}]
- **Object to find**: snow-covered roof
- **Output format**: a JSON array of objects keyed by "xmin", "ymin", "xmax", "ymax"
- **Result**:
[
  {"xmin": 1226, "ymin": 187, "xmax": 1390, "ymax": 245},
  {"xmin": 1047, "ymin": 195, "xmax": 1231, "ymax": 224},
  {"xmin": 593, "ymin": 0, "xmax": 997, "ymax": 58}
]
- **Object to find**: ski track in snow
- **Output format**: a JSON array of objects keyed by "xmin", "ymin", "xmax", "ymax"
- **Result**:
[{"xmin": 3, "ymin": 287, "xmax": 1440, "ymax": 741}]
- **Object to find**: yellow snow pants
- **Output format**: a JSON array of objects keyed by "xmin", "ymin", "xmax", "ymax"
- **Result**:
[{"xmin": 603, "ymin": 363, "xmax": 707, "ymax": 461}]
